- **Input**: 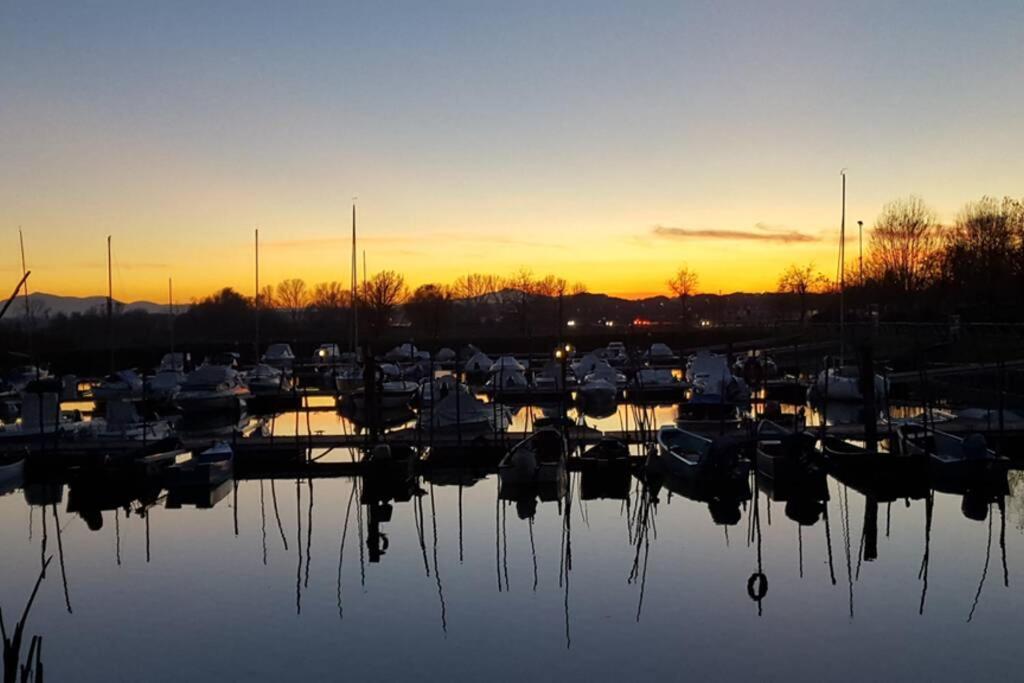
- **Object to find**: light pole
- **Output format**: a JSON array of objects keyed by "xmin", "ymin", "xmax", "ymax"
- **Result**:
[{"xmin": 857, "ymin": 220, "xmax": 864, "ymax": 284}]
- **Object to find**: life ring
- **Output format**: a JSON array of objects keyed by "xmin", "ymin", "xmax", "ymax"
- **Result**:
[{"xmin": 747, "ymin": 572, "xmax": 768, "ymax": 601}]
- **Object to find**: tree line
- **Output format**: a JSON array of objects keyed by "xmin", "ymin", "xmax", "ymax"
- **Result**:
[{"xmin": 774, "ymin": 194, "xmax": 1024, "ymax": 322}]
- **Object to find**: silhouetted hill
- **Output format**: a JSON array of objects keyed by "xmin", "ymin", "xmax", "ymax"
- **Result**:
[{"xmin": 1, "ymin": 292, "xmax": 169, "ymax": 317}]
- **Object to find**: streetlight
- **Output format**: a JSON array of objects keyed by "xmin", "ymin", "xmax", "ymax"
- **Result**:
[{"xmin": 857, "ymin": 220, "xmax": 864, "ymax": 284}]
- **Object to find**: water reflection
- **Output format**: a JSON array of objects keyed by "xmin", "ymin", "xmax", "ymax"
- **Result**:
[{"xmin": 0, "ymin": 458, "xmax": 1021, "ymax": 680}]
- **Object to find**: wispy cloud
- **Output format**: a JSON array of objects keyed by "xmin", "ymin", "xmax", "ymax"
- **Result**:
[
  {"xmin": 653, "ymin": 224, "xmax": 820, "ymax": 244},
  {"xmin": 264, "ymin": 231, "xmax": 565, "ymax": 250}
]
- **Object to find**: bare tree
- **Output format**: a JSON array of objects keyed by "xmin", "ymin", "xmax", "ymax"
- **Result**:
[
  {"xmin": 256, "ymin": 285, "xmax": 276, "ymax": 309},
  {"xmin": 570, "ymin": 281, "xmax": 588, "ymax": 296},
  {"xmin": 405, "ymin": 283, "xmax": 453, "ymax": 339},
  {"xmin": 276, "ymin": 278, "xmax": 309, "ymax": 325},
  {"xmin": 361, "ymin": 271, "xmax": 408, "ymax": 337},
  {"xmin": 667, "ymin": 265, "xmax": 699, "ymax": 322},
  {"xmin": 451, "ymin": 273, "xmax": 502, "ymax": 302},
  {"xmin": 777, "ymin": 263, "xmax": 829, "ymax": 323},
  {"xmin": 310, "ymin": 281, "xmax": 348, "ymax": 310},
  {"xmin": 864, "ymin": 196, "xmax": 940, "ymax": 294},
  {"xmin": 942, "ymin": 196, "xmax": 1024, "ymax": 303},
  {"xmin": 506, "ymin": 267, "xmax": 537, "ymax": 335}
]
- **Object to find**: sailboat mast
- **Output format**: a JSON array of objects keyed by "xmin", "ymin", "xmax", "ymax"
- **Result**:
[
  {"xmin": 839, "ymin": 171, "xmax": 846, "ymax": 367},
  {"xmin": 18, "ymin": 228, "xmax": 30, "ymax": 321},
  {"xmin": 107, "ymin": 235, "xmax": 114, "ymax": 372},
  {"xmin": 168, "ymin": 277, "xmax": 175, "ymax": 356},
  {"xmin": 255, "ymin": 228, "xmax": 260, "ymax": 354},
  {"xmin": 351, "ymin": 203, "xmax": 358, "ymax": 351}
]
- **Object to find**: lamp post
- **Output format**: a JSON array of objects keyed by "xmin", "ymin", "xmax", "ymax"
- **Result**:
[{"xmin": 857, "ymin": 220, "xmax": 864, "ymax": 284}]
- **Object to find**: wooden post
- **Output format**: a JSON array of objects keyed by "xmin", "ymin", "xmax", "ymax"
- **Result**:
[{"xmin": 859, "ymin": 344, "xmax": 877, "ymax": 454}]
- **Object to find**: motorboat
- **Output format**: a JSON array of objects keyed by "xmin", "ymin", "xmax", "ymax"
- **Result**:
[
  {"xmin": 686, "ymin": 350, "xmax": 749, "ymax": 402},
  {"xmin": 0, "ymin": 379, "xmax": 91, "ymax": 441},
  {"xmin": 578, "ymin": 364, "xmax": 621, "ymax": 413},
  {"xmin": 571, "ymin": 353, "xmax": 604, "ymax": 378},
  {"xmin": 754, "ymin": 420, "xmax": 820, "ymax": 481},
  {"xmin": 158, "ymin": 352, "xmax": 186, "ymax": 372},
  {"xmin": 344, "ymin": 379, "xmax": 418, "ymax": 411},
  {"xmin": 89, "ymin": 398, "xmax": 174, "ymax": 442},
  {"xmin": 0, "ymin": 449, "xmax": 26, "ymax": 495},
  {"xmin": 810, "ymin": 366, "xmax": 888, "ymax": 403},
  {"xmin": 417, "ymin": 374, "xmax": 459, "ymax": 409},
  {"xmin": 644, "ymin": 343, "xmax": 676, "ymax": 363},
  {"xmin": 435, "ymin": 347, "xmax": 457, "ymax": 364},
  {"xmin": 675, "ymin": 394, "xmax": 744, "ymax": 432},
  {"xmin": 579, "ymin": 438, "xmax": 631, "ymax": 500},
  {"xmin": 628, "ymin": 368, "xmax": 686, "ymax": 403},
  {"xmin": 246, "ymin": 363, "xmax": 293, "ymax": 395},
  {"xmin": 898, "ymin": 424, "xmax": 1009, "ymax": 481},
  {"xmin": 498, "ymin": 428, "xmax": 568, "ymax": 496},
  {"xmin": 485, "ymin": 367, "xmax": 529, "ymax": 394},
  {"xmin": 418, "ymin": 387, "xmax": 511, "ymax": 433},
  {"xmin": 604, "ymin": 341, "xmax": 629, "ymax": 366},
  {"xmin": 384, "ymin": 343, "xmax": 429, "ymax": 363},
  {"xmin": 167, "ymin": 442, "xmax": 234, "ymax": 487},
  {"xmin": 583, "ymin": 362, "xmax": 627, "ymax": 389},
  {"xmin": 261, "ymin": 343, "xmax": 296, "ymax": 370},
  {"xmin": 532, "ymin": 360, "xmax": 573, "ymax": 392},
  {"xmin": 175, "ymin": 364, "xmax": 250, "ymax": 415},
  {"xmin": 579, "ymin": 437, "xmax": 630, "ymax": 468},
  {"xmin": 92, "ymin": 369, "xmax": 144, "ymax": 401},
  {"xmin": 3, "ymin": 366, "xmax": 50, "ymax": 393},
  {"xmin": 654, "ymin": 425, "xmax": 747, "ymax": 480},
  {"xmin": 332, "ymin": 364, "xmax": 364, "ymax": 393},
  {"xmin": 733, "ymin": 354, "xmax": 778, "ymax": 386},
  {"xmin": 312, "ymin": 343, "xmax": 342, "ymax": 369},
  {"xmin": 463, "ymin": 351, "xmax": 494, "ymax": 382}
]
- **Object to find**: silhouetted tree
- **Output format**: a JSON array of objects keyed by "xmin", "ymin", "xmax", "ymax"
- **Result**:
[
  {"xmin": 777, "ymin": 263, "xmax": 829, "ymax": 323},
  {"xmin": 276, "ymin": 278, "xmax": 309, "ymax": 326},
  {"xmin": 310, "ymin": 281, "xmax": 348, "ymax": 310},
  {"xmin": 181, "ymin": 287, "xmax": 253, "ymax": 342},
  {"xmin": 405, "ymin": 283, "xmax": 453, "ymax": 339},
  {"xmin": 361, "ymin": 271, "xmax": 407, "ymax": 338},
  {"xmin": 940, "ymin": 196, "xmax": 1024, "ymax": 307},
  {"xmin": 864, "ymin": 196, "xmax": 940, "ymax": 294},
  {"xmin": 667, "ymin": 265, "xmax": 699, "ymax": 323}
]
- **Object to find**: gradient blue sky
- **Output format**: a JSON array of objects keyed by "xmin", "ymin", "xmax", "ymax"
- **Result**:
[{"xmin": 2, "ymin": 1, "xmax": 1022, "ymax": 300}]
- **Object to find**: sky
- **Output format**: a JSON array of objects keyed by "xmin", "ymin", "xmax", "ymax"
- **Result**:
[{"xmin": 2, "ymin": 1, "xmax": 1022, "ymax": 302}]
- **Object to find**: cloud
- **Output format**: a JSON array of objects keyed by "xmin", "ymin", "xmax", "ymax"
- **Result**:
[
  {"xmin": 652, "ymin": 225, "xmax": 820, "ymax": 244},
  {"xmin": 264, "ymin": 231, "xmax": 564, "ymax": 250}
]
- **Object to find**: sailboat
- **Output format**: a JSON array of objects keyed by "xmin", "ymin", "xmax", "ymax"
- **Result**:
[
  {"xmin": 330, "ymin": 203, "xmax": 364, "ymax": 391},
  {"xmin": 811, "ymin": 171, "xmax": 888, "ymax": 403}
]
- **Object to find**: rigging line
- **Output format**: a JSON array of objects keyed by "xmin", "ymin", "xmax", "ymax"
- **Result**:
[
  {"xmin": 966, "ymin": 507, "xmax": 994, "ymax": 623},
  {"xmin": 304, "ymin": 478, "xmax": 314, "ymax": 589},
  {"xmin": 337, "ymin": 482, "xmax": 357, "ymax": 620},
  {"xmin": 501, "ymin": 499, "xmax": 509, "ymax": 592},
  {"xmin": 529, "ymin": 516, "xmax": 538, "ymax": 592},
  {"xmin": 270, "ymin": 480, "xmax": 289, "ymax": 551},
  {"xmin": 115, "ymin": 508, "xmax": 122, "ymax": 567},
  {"xmin": 999, "ymin": 497, "xmax": 1009, "ymax": 588},
  {"xmin": 413, "ymin": 490, "xmax": 430, "ymax": 577},
  {"xmin": 429, "ymin": 483, "xmax": 448, "ymax": 634},
  {"xmin": 356, "ymin": 477, "xmax": 366, "ymax": 590},
  {"xmin": 52, "ymin": 503, "xmax": 73, "ymax": 614},
  {"xmin": 295, "ymin": 478, "xmax": 303, "ymax": 615},
  {"xmin": 260, "ymin": 481, "xmax": 268, "ymax": 566}
]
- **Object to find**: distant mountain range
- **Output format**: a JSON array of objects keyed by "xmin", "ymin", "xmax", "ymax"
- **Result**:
[{"xmin": 1, "ymin": 292, "xmax": 169, "ymax": 317}]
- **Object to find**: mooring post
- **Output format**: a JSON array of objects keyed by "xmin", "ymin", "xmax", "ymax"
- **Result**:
[
  {"xmin": 859, "ymin": 343, "xmax": 877, "ymax": 454},
  {"xmin": 864, "ymin": 495, "xmax": 878, "ymax": 562}
]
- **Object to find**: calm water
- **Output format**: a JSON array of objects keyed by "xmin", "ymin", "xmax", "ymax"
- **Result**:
[{"xmin": 3, "ymin": 461, "xmax": 1023, "ymax": 682}]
